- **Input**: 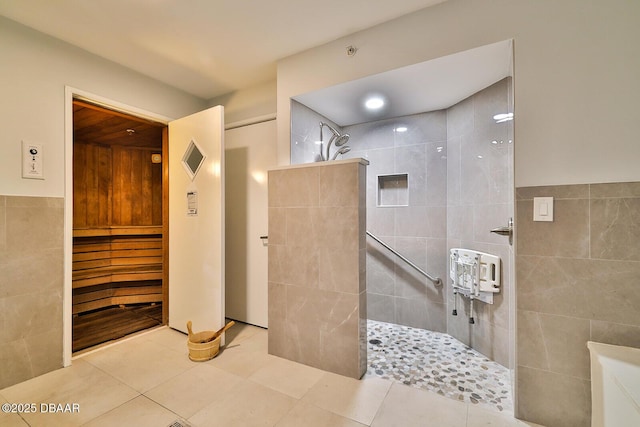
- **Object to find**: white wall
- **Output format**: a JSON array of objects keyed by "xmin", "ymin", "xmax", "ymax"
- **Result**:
[
  {"xmin": 209, "ymin": 80, "xmax": 276, "ymax": 125},
  {"xmin": 277, "ymin": 0, "xmax": 640, "ymax": 187},
  {"xmin": 0, "ymin": 17, "xmax": 207, "ymax": 197}
]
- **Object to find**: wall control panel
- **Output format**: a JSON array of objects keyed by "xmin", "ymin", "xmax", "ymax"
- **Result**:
[{"xmin": 22, "ymin": 141, "xmax": 44, "ymax": 179}]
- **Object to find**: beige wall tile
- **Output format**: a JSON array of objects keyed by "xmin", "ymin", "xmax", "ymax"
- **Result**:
[
  {"xmin": 590, "ymin": 320, "xmax": 640, "ymax": 348},
  {"xmin": 267, "ymin": 207, "xmax": 286, "ymax": 245},
  {"xmin": 518, "ymin": 310, "xmax": 590, "ymax": 380},
  {"xmin": 5, "ymin": 203, "xmax": 63, "ymax": 253},
  {"xmin": 590, "ymin": 197, "xmax": 640, "ymax": 260},
  {"xmin": 319, "ymin": 246, "xmax": 360, "ymax": 294},
  {"xmin": 517, "ymin": 199, "xmax": 590, "ymax": 257},
  {"xmin": 23, "ymin": 326, "xmax": 63, "ymax": 380},
  {"xmin": 276, "ymin": 286, "xmax": 362, "ymax": 377},
  {"xmin": 517, "ymin": 366, "xmax": 591, "ymax": 427},
  {"xmin": 538, "ymin": 314, "xmax": 591, "ymax": 379},
  {"xmin": 517, "ymin": 255, "xmax": 640, "ymax": 325},
  {"xmin": 0, "ymin": 248, "xmax": 63, "ymax": 298},
  {"xmin": 319, "ymin": 163, "xmax": 359, "ymax": 207},
  {"xmin": 316, "ymin": 206, "xmax": 360, "ymax": 251},
  {"xmin": 268, "ymin": 244, "xmax": 319, "ymax": 288},
  {"xmin": 268, "ymin": 167, "xmax": 319, "ymax": 207},
  {"xmin": 516, "ymin": 184, "xmax": 589, "ymax": 201},
  {"xmin": 0, "ymin": 339, "xmax": 33, "ymax": 389},
  {"xmin": 1, "ymin": 196, "xmax": 64, "ymax": 389},
  {"xmin": 286, "ymin": 207, "xmax": 321, "ymax": 247},
  {"xmin": 590, "ymin": 181, "xmax": 640, "ymax": 198},
  {"xmin": 268, "ymin": 163, "xmax": 366, "ymax": 378},
  {"xmin": 516, "ymin": 181, "xmax": 640, "ymax": 427},
  {"xmin": 517, "ymin": 310, "xmax": 549, "ymax": 371},
  {"xmin": 267, "ymin": 282, "xmax": 287, "ymax": 355},
  {"xmin": 1, "ymin": 289, "xmax": 62, "ymax": 343}
]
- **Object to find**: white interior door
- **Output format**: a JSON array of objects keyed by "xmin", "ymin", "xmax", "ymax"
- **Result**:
[
  {"xmin": 225, "ymin": 119, "xmax": 276, "ymax": 328},
  {"xmin": 168, "ymin": 106, "xmax": 224, "ymax": 335}
]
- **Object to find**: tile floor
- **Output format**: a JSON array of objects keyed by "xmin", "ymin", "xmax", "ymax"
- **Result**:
[
  {"xmin": 0, "ymin": 323, "xmax": 544, "ymax": 427},
  {"xmin": 367, "ymin": 320, "xmax": 512, "ymax": 412}
]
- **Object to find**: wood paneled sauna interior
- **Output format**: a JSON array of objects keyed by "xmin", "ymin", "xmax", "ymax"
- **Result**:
[{"xmin": 72, "ymin": 100, "xmax": 168, "ymax": 352}]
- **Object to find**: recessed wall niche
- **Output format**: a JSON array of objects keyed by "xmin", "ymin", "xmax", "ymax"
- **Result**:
[{"xmin": 377, "ymin": 173, "xmax": 409, "ymax": 207}]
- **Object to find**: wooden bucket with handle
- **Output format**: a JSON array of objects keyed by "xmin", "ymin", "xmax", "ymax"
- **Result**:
[{"xmin": 186, "ymin": 320, "xmax": 235, "ymax": 361}]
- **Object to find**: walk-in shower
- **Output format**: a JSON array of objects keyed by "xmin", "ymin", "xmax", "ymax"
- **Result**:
[{"xmin": 289, "ymin": 41, "xmax": 515, "ymax": 415}]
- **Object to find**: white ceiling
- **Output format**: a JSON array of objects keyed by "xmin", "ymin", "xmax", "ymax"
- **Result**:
[
  {"xmin": 0, "ymin": 0, "xmax": 448, "ymax": 100},
  {"xmin": 293, "ymin": 40, "xmax": 513, "ymax": 126}
]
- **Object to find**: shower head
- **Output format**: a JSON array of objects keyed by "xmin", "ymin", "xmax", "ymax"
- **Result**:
[
  {"xmin": 331, "ymin": 145, "xmax": 351, "ymax": 160},
  {"xmin": 320, "ymin": 122, "xmax": 344, "ymax": 161},
  {"xmin": 320, "ymin": 122, "xmax": 350, "ymax": 161},
  {"xmin": 334, "ymin": 133, "xmax": 350, "ymax": 147}
]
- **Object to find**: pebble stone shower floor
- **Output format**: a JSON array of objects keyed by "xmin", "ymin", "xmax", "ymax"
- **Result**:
[{"xmin": 366, "ymin": 320, "xmax": 513, "ymax": 413}]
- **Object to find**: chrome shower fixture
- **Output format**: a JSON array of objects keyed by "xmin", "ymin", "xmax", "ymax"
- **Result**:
[
  {"xmin": 331, "ymin": 145, "xmax": 351, "ymax": 160},
  {"xmin": 319, "ymin": 122, "xmax": 350, "ymax": 161}
]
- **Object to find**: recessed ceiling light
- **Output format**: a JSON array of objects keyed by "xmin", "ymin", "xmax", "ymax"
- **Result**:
[
  {"xmin": 365, "ymin": 97, "xmax": 384, "ymax": 110},
  {"xmin": 395, "ymin": 126, "xmax": 407, "ymax": 132}
]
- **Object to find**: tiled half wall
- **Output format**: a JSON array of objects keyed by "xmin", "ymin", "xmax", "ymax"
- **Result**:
[
  {"xmin": 516, "ymin": 182, "xmax": 640, "ymax": 427},
  {"xmin": 0, "ymin": 195, "xmax": 64, "ymax": 389},
  {"xmin": 267, "ymin": 159, "xmax": 368, "ymax": 379}
]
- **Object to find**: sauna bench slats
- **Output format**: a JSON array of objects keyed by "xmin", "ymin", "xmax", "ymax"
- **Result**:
[
  {"xmin": 72, "ymin": 227, "xmax": 163, "ymax": 313},
  {"xmin": 72, "ymin": 288, "xmax": 162, "ymax": 314},
  {"xmin": 73, "ymin": 226, "xmax": 163, "ymax": 237}
]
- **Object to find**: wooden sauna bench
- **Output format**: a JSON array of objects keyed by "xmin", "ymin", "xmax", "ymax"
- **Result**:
[{"xmin": 72, "ymin": 226, "xmax": 164, "ymax": 351}]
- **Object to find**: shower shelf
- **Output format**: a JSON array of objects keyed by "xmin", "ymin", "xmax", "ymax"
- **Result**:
[{"xmin": 376, "ymin": 173, "xmax": 408, "ymax": 207}]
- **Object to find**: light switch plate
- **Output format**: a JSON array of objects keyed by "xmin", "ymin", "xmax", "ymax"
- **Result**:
[
  {"xmin": 533, "ymin": 196, "xmax": 553, "ymax": 221},
  {"xmin": 22, "ymin": 141, "xmax": 44, "ymax": 179}
]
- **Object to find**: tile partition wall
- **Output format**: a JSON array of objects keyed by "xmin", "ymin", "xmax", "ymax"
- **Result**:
[
  {"xmin": 0, "ymin": 196, "xmax": 64, "ymax": 389},
  {"xmin": 516, "ymin": 182, "xmax": 640, "ymax": 427},
  {"xmin": 267, "ymin": 159, "xmax": 368, "ymax": 379},
  {"xmin": 445, "ymin": 78, "xmax": 514, "ymax": 369}
]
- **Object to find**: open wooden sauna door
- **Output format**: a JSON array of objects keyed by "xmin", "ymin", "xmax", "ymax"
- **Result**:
[{"xmin": 71, "ymin": 100, "xmax": 168, "ymax": 352}]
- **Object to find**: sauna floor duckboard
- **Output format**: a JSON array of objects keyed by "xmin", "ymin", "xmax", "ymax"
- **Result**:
[
  {"xmin": 366, "ymin": 319, "xmax": 513, "ymax": 413},
  {"xmin": 73, "ymin": 304, "xmax": 162, "ymax": 352}
]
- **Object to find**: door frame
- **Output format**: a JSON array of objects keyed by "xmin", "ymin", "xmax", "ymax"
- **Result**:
[{"xmin": 63, "ymin": 87, "xmax": 173, "ymax": 366}]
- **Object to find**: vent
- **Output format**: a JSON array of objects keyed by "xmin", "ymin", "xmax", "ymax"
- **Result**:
[{"xmin": 168, "ymin": 420, "xmax": 191, "ymax": 427}]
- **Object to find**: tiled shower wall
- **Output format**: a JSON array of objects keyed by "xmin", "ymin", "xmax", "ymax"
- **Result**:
[
  {"xmin": 343, "ymin": 113, "xmax": 448, "ymax": 333},
  {"xmin": 290, "ymin": 100, "xmax": 343, "ymax": 165},
  {"xmin": 0, "ymin": 195, "xmax": 64, "ymax": 389},
  {"xmin": 445, "ymin": 78, "xmax": 514, "ymax": 368},
  {"xmin": 516, "ymin": 182, "xmax": 640, "ymax": 427}
]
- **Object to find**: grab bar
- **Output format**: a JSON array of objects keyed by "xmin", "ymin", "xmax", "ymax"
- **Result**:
[{"xmin": 366, "ymin": 231, "xmax": 443, "ymax": 287}]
